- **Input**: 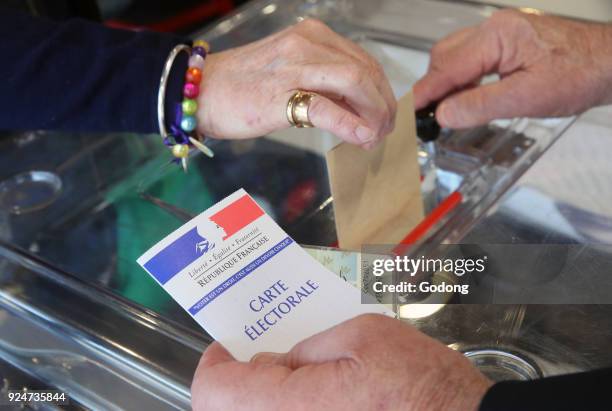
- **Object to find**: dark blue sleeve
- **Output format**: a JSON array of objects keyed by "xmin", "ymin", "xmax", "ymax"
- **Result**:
[
  {"xmin": 479, "ymin": 367, "xmax": 612, "ymax": 411},
  {"xmin": 0, "ymin": 10, "xmax": 188, "ymax": 134}
]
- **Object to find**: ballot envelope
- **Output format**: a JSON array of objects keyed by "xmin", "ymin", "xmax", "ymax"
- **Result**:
[{"xmin": 1, "ymin": 1, "xmax": 612, "ymax": 409}]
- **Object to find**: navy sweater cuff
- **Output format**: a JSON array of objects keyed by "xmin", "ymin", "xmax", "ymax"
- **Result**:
[{"xmin": 0, "ymin": 10, "xmax": 189, "ymax": 134}]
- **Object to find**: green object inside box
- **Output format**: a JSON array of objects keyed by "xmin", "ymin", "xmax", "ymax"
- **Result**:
[{"xmin": 112, "ymin": 164, "xmax": 214, "ymax": 311}]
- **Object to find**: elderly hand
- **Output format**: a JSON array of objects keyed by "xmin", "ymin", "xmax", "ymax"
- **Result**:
[
  {"xmin": 414, "ymin": 9, "xmax": 612, "ymax": 129},
  {"xmin": 191, "ymin": 314, "xmax": 492, "ymax": 411},
  {"xmin": 197, "ymin": 19, "xmax": 396, "ymax": 148}
]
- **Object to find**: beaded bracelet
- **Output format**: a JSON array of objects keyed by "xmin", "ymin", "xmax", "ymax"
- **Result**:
[{"xmin": 158, "ymin": 40, "xmax": 214, "ymax": 172}]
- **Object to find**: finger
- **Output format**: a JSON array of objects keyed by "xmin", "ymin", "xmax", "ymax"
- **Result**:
[
  {"xmin": 306, "ymin": 94, "xmax": 376, "ymax": 145},
  {"xmin": 191, "ymin": 343, "xmax": 236, "ymax": 411},
  {"xmin": 298, "ymin": 22, "xmax": 397, "ymax": 121},
  {"xmin": 427, "ymin": 26, "xmax": 478, "ymax": 57},
  {"xmin": 414, "ymin": 26, "xmax": 478, "ymax": 109},
  {"xmin": 193, "ymin": 344, "xmax": 291, "ymax": 411},
  {"xmin": 340, "ymin": 56, "xmax": 396, "ymax": 135},
  {"xmin": 261, "ymin": 27, "xmax": 392, "ymax": 138},
  {"xmin": 413, "ymin": 27, "xmax": 501, "ymax": 110},
  {"xmin": 333, "ymin": 98, "xmax": 387, "ymax": 149},
  {"xmin": 436, "ymin": 72, "xmax": 544, "ymax": 128},
  {"xmin": 313, "ymin": 35, "xmax": 398, "ymax": 130},
  {"xmin": 297, "ymin": 63, "xmax": 390, "ymax": 137}
]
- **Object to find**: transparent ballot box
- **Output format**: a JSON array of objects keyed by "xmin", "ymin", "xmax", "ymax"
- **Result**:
[{"xmin": 1, "ymin": 1, "xmax": 612, "ymax": 409}]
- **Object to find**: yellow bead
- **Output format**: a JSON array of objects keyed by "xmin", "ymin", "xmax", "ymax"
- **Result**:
[
  {"xmin": 193, "ymin": 39, "xmax": 210, "ymax": 53},
  {"xmin": 172, "ymin": 144, "xmax": 190, "ymax": 158}
]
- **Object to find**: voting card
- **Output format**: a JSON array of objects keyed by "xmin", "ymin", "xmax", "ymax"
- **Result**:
[{"xmin": 137, "ymin": 189, "xmax": 391, "ymax": 361}]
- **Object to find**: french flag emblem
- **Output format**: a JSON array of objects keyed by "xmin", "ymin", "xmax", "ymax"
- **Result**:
[
  {"xmin": 143, "ymin": 195, "xmax": 264, "ymax": 285},
  {"xmin": 210, "ymin": 195, "xmax": 264, "ymax": 240}
]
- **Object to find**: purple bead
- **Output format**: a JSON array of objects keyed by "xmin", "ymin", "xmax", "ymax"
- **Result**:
[
  {"xmin": 192, "ymin": 46, "xmax": 207, "ymax": 57},
  {"xmin": 184, "ymin": 83, "xmax": 199, "ymax": 99},
  {"xmin": 188, "ymin": 54, "xmax": 205, "ymax": 70}
]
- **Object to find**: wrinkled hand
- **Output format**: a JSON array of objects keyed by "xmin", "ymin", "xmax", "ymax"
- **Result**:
[
  {"xmin": 191, "ymin": 314, "xmax": 492, "ymax": 411},
  {"xmin": 414, "ymin": 9, "xmax": 612, "ymax": 128},
  {"xmin": 197, "ymin": 19, "xmax": 396, "ymax": 148}
]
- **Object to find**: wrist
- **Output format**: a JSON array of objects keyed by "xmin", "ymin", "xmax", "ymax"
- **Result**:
[
  {"xmin": 449, "ymin": 382, "xmax": 492, "ymax": 411},
  {"xmin": 196, "ymin": 52, "xmax": 220, "ymax": 137},
  {"xmin": 588, "ymin": 24, "xmax": 612, "ymax": 106},
  {"xmin": 433, "ymin": 373, "xmax": 493, "ymax": 411}
]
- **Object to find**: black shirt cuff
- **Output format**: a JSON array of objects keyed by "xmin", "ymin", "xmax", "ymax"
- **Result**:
[{"xmin": 479, "ymin": 368, "xmax": 612, "ymax": 411}]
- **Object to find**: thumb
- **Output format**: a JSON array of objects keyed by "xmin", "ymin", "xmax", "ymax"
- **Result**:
[
  {"xmin": 198, "ymin": 342, "xmax": 235, "ymax": 369},
  {"xmin": 307, "ymin": 94, "xmax": 377, "ymax": 147},
  {"xmin": 280, "ymin": 314, "xmax": 391, "ymax": 369},
  {"xmin": 191, "ymin": 342, "xmax": 236, "ymax": 403},
  {"xmin": 436, "ymin": 74, "xmax": 535, "ymax": 129}
]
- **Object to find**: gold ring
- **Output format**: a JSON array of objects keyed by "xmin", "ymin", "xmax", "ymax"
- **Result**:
[{"xmin": 286, "ymin": 91, "xmax": 316, "ymax": 128}]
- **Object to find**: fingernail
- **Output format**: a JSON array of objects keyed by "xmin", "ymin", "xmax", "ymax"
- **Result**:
[
  {"xmin": 355, "ymin": 126, "xmax": 375, "ymax": 143},
  {"xmin": 251, "ymin": 352, "xmax": 282, "ymax": 364}
]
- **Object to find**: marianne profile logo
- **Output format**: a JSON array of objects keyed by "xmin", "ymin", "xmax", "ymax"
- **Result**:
[
  {"xmin": 144, "ymin": 195, "xmax": 264, "ymax": 284},
  {"xmin": 196, "ymin": 237, "xmax": 214, "ymax": 254},
  {"xmin": 194, "ymin": 218, "xmax": 223, "ymax": 255}
]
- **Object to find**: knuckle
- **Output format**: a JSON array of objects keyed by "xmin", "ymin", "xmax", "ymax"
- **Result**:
[
  {"xmin": 491, "ymin": 8, "xmax": 522, "ymax": 20},
  {"xmin": 430, "ymin": 41, "xmax": 446, "ymax": 59},
  {"xmin": 354, "ymin": 313, "xmax": 383, "ymax": 328},
  {"xmin": 368, "ymin": 60, "xmax": 386, "ymax": 83},
  {"xmin": 343, "ymin": 319, "xmax": 376, "ymax": 347},
  {"xmin": 375, "ymin": 60, "xmax": 386, "ymax": 76},
  {"xmin": 343, "ymin": 65, "xmax": 365, "ymax": 87},
  {"xmin": 279, "ymin": 31, "xmax": 306, "ymax": 52},
  {"xmin": 332, "ymin": 111, "xmax": 356, "ymax": 133},
  {"xmin": 347, "ymin": 314, "xmax": 390, "ymax": 343},
  {"xmin": 487, "ymin": 8, "xmax": 527, "ymax": 31},
  {"xmin": 429, "ymin": 44, "xmax": 449, "ymax": 68}
]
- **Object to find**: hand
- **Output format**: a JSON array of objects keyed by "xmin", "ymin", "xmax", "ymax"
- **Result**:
[
  {"xmin": 191, "ymin": 314, "xmax": 492, "ymax": 411},
  {"xmin": 414, "ymin": 9, "xmax": 612, "ymax": 129},
  {"xmin": 196, "ymin": 19, "xmax": 396, "ymax": 149}
]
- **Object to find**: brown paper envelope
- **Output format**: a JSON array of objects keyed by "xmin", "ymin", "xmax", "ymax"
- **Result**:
[{"xmin": 326, "ymin": 92, "xmax": 424, "ymax": 251}]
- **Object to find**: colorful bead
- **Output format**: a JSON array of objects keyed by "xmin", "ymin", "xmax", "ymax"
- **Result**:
[
  {"xmin": 163, "ymin": 41, "xmax": 213, "ymax": 168},
  {"xmin": 180, "ymin": 115, "xmax": 197, "ymax": 132},
  {"xmin": 182, "ymin": 99, "xmax": 198, "ymax": 116},
  {"xmin": 172, "ymin": 144, "xmax": 190, "ymax": 158},
  {"xmin": 188, "ymin": 54, "xmax": 205, "ymax": 70},
  {"xmin": 186, "ymin": 67, "xmax": 202, "ymax": 84},
  {"xmin": 192, "ymin": 46, "xmax": 206, "ymax": 57},
  {"xmin": 183, "ymin": 82, "xmax": 199, "ymax": 98},
  {"xmin": 193, "ymin": 40, "xmax": 210, "ymax": 53}
]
